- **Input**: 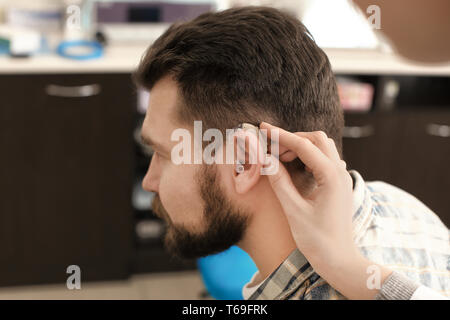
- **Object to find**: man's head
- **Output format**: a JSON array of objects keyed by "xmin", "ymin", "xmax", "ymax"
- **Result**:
[{"xmin": 134, "ymin": 6, "xmax": 344, "ymax": 259}]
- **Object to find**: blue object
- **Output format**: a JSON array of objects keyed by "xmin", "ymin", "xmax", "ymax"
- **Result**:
[
  {"xmin": 56, "ymin": 40, "xmax": 103, "ymax": 60},
  {"xmin": 198, "ymin": 246, "xmax": 257, "ymax": 300},
  {"xmin": 0, "ymin": 38, "xmax": 9, "ymax": 55},
  {"xmin": 0, "ymin": 44, "xmax": 8, "ymax": 55}
]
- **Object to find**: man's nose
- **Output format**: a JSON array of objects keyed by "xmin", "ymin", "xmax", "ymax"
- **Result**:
[{"xmin": 142, "ymin": 158, "xmax": 159, "ymax": 193}]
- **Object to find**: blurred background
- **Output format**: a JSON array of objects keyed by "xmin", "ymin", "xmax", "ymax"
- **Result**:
[{"xmin": 0, "ymin": 0, "xmax": 449, "ymax": 299}]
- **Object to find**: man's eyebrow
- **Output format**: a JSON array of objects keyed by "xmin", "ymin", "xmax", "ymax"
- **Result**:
[{"xmin": 140, "ymin": 132, "xmax": 167, "ymax": 152}]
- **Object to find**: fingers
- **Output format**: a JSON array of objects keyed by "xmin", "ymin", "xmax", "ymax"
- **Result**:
[
  {"xmin": 293, "ymin": 131, "xmax": 341, "ymax": 163},
  {"xmin": 260, "ymin": 122, "xmax": 340, "ymax": 186},
  {"xmin": 261, "ymin": 123, "xmax": 346, "ymax": 169},
  {"xmin": 264, "ymin": 153, "xmax": 309, "ymax": 213}
]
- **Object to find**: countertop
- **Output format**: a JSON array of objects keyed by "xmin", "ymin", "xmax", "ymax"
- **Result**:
[{"xmin": 1, "ymin": 44, "xmax": 450, "ymax": 76}]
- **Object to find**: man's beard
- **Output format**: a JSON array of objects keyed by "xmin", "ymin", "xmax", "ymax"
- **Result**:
[{"xmin": 151, "ymin": 165, "xmax": 249, "ymax": 260}]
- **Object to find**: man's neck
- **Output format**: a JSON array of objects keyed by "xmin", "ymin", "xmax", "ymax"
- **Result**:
[
  {"xmin": 238, "ymin": 203, "xmax": 298, "ymax": 281},
  {"xmin": 236, "ymin": 172, "xmax": 316, "ymax": 281}
]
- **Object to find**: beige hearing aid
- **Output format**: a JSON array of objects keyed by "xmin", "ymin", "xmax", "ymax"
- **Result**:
[{"xmin": 233, "ymin": 122, "xmax": 262, "ymax": 173}]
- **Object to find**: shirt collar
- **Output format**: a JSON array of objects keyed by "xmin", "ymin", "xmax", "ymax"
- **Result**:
[
  {"xmin": 248, "ymin": 169, "xmax": 371, "ymax": 300},
  {"xmin": 349, "ymin": 169, "xmax": 373, "ymax": 244}
]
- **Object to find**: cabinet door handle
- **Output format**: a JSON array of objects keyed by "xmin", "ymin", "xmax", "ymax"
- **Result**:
[
  {"xmin": 426, "ymin": 123, "xmax": 450, "ymax": 138},
  {"xmin": 45, "ymin": 84, "xmax": 101, "ymax": 98},
  {"xmin": 343, "ymin": 125, "xmax": 375, "ymax": 138}
]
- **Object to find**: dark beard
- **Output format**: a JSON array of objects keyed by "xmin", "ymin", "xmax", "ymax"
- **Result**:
[{"xmin": 151, "ymin": 165, "xmax": 249, "ymax": 259}]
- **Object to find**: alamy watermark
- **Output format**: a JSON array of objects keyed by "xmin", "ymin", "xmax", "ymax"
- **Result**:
[
  {"xmin": 366, "ymin": 5, "xmax": 381, "ymax": 30},
  {"xmin": 165, "ymin": 121, "xmax": 280, "ymax": 175},
  {"xmin": 366, "ymin": 264, "xmax": 382, "ymax": 290},
  {"xmin": 66, "ymin": 4, "xmax": 81, "ymax": 30},
  {"xmin": 66, "ymin": 265, "xmax": 81, "ymax": 290}
]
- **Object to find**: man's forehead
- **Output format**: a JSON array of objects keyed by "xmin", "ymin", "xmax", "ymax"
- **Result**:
[
  {"xmin": 142, "ymin": 103, "xmax": 175, "ymax": 148},
  {"xmin": 146, "ymin": 76, "xmax": 179, "ymax": 120},
  {"xmin": 142, "ymin": 76, "xmax": 190, "ymax": 146}
]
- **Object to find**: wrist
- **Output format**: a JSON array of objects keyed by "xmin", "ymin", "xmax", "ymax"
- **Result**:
[
  {"xmin": 308, "ymin": 243, "xmax": 363, "ymax": 276},
  {"xmin": 309, "ymin": 247, "xmax": 392, "ymax": 299}
]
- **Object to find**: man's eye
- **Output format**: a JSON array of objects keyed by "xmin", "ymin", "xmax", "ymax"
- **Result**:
[
  {"xmin": 143, "ymin": 145, "xmax": 154, "ymax": 157},
  {"xmin": 154, "ymin": 150, "xmax": 165, "ymax": 160}
]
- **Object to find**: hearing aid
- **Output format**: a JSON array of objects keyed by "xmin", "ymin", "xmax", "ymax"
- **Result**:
[
  {"xmin": 236, "ymin": 160, "xmax": 245, "ymax": 173},
  {"xmin": 233, "ymin": 122, "xmax": 260, "ymax": 132},
  {"xmin": 233, "ymin": 122, "xmax": 263, "ymax": 173}
]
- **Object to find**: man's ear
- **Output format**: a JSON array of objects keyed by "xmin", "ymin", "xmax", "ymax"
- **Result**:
[
  {"xmin": 232, "ymin": 134, "xmax": 264, "ymax": 194},
  {"xmin": 233, "ymin": 160, "xmax": 263, "ymax": 194}
]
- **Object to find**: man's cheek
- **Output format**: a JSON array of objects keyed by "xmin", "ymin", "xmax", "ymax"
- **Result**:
[
  {"xmin": 157, "ymin": 181, "xmax": 176, "ymax": 217},
  {"xmin": 160, "ymin": 164, "xmax": 204, "ymax": 221},
  {"xmin": 158, "ymin": 179, "xmax": 189, "ymax": 221}
]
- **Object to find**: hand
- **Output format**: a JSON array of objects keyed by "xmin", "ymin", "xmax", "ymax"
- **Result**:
[
  {"xmin": 259, "ymin": 121, "xmax": 392, "ymax": 299},
  {"xmin": 260, "ymin": 121, "xmax": 355, "ymax": 265}
]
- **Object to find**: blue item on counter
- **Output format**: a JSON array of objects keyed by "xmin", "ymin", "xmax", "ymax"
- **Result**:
[
  {"xmin": 56, "ymin": 40, "xmax": 103, "ymax": 60},
  {"xmin": 0, "ymin": 40, "xmax": 9, "ymax": 55}
]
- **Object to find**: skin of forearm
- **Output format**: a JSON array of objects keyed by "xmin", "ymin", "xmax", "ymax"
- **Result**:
[{"xmin": 309, "ymin": 248, "xmax": 393, "ymax": 300}]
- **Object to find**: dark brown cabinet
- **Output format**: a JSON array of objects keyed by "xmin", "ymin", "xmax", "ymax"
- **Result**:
[
  {"xmin": 0, "ymin": 74, "xmax": 135, "ymax": 286},
  {"xmin": 342, "ymin": 112, "xmax": 401, "ymax": 184},
  {"xmin": 343, "ymin": 111, "xmax": 450, "ymax": 227},
  {"xmin": 392, "ymin": 111, "xmax": 450, "ymax": 225}
]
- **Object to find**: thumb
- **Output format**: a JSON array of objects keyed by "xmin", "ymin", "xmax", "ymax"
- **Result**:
[{"xmin": 265, "ymin": 154, "xmax": 308, "ymax": 215}]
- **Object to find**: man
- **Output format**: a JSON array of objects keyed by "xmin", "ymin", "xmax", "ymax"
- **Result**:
[{"xmin": 133, "ymin": 6, "xmax": 450, "ymax": 299}]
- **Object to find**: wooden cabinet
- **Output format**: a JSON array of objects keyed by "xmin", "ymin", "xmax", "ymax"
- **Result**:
[
  {"xmin": 392, "ymin": 111, "xmax": 450, "ymax": 226},
  {"xmin": 343, "ymin": 111, "xmax": 450, "ymax": 227},
  {"xmin": 342, "ymin": 112, "xmax": 400, "ymax": 184},
  {"xmin": 0, "ymin": 74, "xmax": 135, "ymax": 286}
]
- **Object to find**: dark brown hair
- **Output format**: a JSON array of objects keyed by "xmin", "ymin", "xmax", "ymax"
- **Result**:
[{"xmin": 134, "ymin": 6, "xmax": 344, "ymax": 176}]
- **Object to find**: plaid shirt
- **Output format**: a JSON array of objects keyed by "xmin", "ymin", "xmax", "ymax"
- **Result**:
[{"xmin": 245, "ymin": 169, "xmax": 450, "ymax": 300}]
